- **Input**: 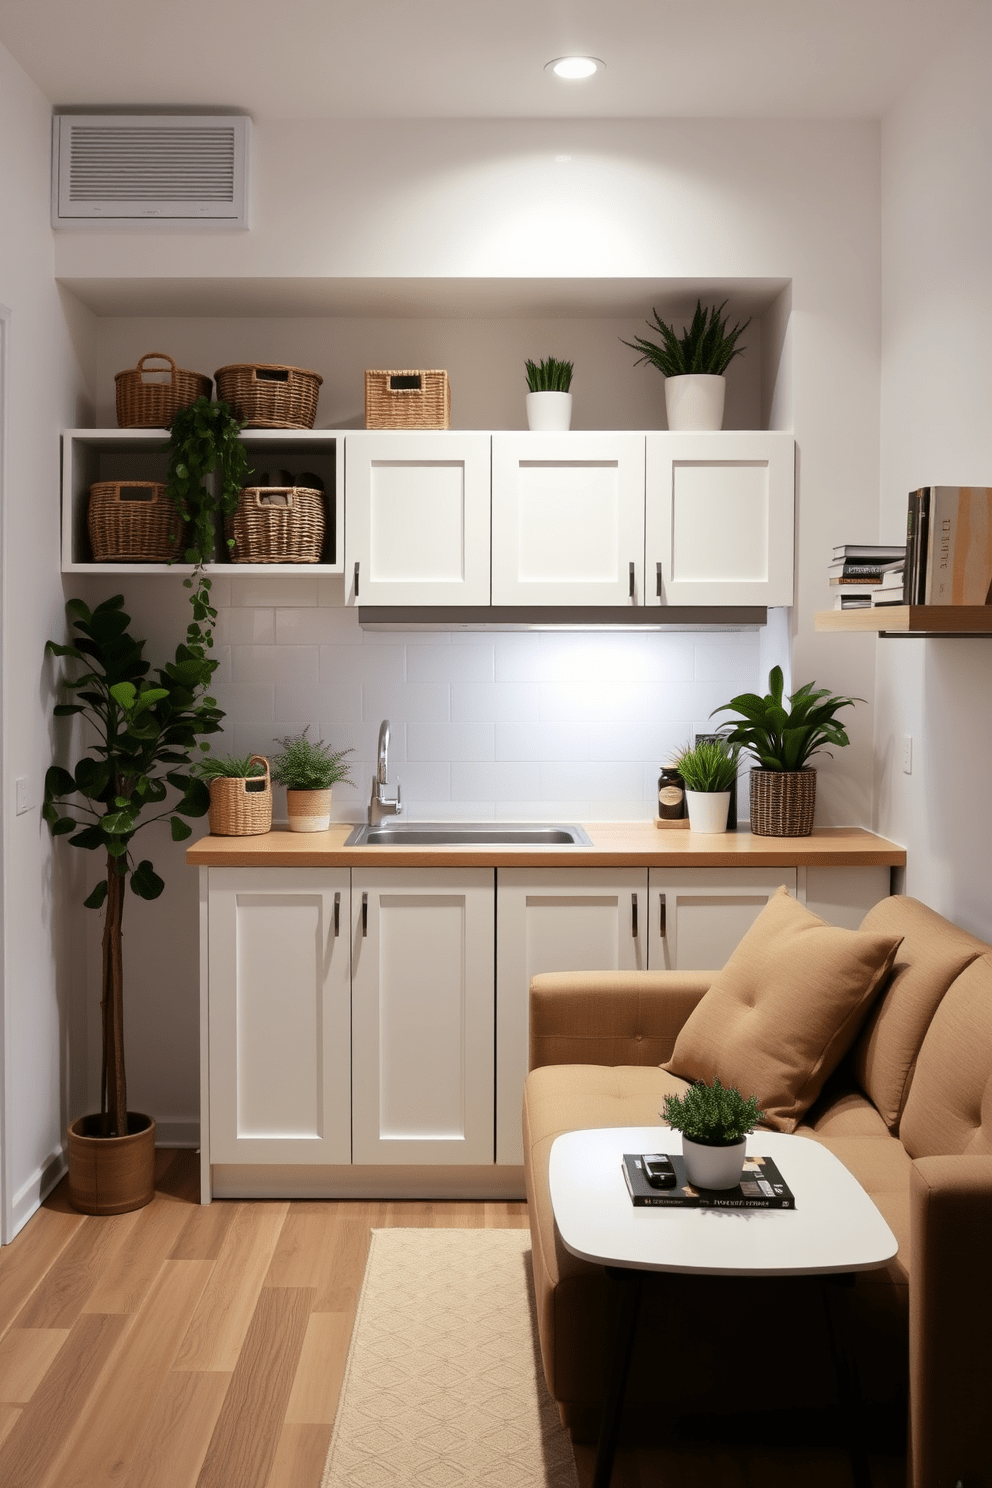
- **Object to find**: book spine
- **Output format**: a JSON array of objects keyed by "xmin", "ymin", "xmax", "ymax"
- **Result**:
[
  {"xmin": 701, "ymin": 1196, "xmax": 795, "ymax": 1210},
  {"xmin": 915, "ymin": 489, "xmax": 931, "ymax": 603},
  {"xmin": 902, "ymin": 494, "xmax": 917, "ymax": 604},
  {"xmin": 629, "ymin": 1194, "xmax": 700, "ymax": 1207}
]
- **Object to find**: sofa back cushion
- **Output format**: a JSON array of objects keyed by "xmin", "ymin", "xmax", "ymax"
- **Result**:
[
  {"xmin": 899, "ymin": 953, "xmax": 992, "ymax": 1159},
  {"xmin": 661, "ymin": 887, "xmax": 902, "ymax": 1132}
]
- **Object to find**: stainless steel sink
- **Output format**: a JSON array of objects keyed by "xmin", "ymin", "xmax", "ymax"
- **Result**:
[{"xmin": 344, "ymin": 821, "xmax": 592, "ymax": 846}]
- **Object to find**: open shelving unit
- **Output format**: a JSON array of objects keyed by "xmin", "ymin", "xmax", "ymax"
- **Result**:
[{"xmin": 815, "ymin": 606, "xmax": 992, "ymax": 637}]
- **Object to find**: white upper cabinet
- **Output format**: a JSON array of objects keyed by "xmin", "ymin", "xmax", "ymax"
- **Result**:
[
  {"xmin": 490, "ymin": 433, "xmax": 646, "ymax": 606},
  {"xmin": 345, "ymin": 431, "xmax": 491, "ymax": 606},
  {"xmin": 646, "ymin": 432, "xmax": 795, "ymax": 606}
]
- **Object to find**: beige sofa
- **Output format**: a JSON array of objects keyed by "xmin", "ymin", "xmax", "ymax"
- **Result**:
[{"xmin": 522, "ymin": 894, "xmax": 992, "ymax": 1488}]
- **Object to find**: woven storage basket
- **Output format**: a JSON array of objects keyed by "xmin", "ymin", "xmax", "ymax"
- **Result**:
[
  {"xmin": 226, "ymin": 486, "xmax": 326, "ymax": 564},
  {"xmin": 115, "ymin": 353, "xmax": 212, "ymax": 429},
  {"xmin": 207, "ymin": 757, "xmax": 272, "ymax": 836},
  {"xmin": 87, "ymin": 482, "xmax": 182, "ymax": 563},
  {"xmin": 214, "ymin": 364, "xmax": 322, "ymax": 429},
  {"xmin": 365, "ymin": 369, "xmax": 450, "ymax": 429},
  {"xmin": 749, "ymin": 768, "xmax": 816, "ymax": 837}
]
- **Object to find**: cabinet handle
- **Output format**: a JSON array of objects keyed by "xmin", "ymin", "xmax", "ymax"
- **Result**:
[
  {"xmin": 362, "ymin": 890, "xmax": 368, "ymax": 937},
  {"xmin": 354, "ymin": 561, "xmax": 360, "ymax": 598},
  {"xmin": 659, "ymin": 893, "xmax": 667, "ymax": 938},
  {"xmin": 334, "ymin": 891, "xmax": 340, "ymax": 938},
  {"xmin": 631, "ymin": 892, "xmax": 638, "ymax": 938},
  {"xmin": 628, "ymin": 561, "xmax": 635, "ymax": 600},
  {"xmin": 656, "ymin": 561, "xmax": 662, "ymax": 599}
]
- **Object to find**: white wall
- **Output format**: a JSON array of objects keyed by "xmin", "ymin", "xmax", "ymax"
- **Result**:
[
  {"xmin": 0, "ymin": 40, "xmax": 97, "ymax": 1239},
  {"xmin": 876, "ymin": 0, "xmax": 992, "ymax": 938}
]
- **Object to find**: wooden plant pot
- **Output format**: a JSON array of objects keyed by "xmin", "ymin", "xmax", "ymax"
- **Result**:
[
  {"xmin": 749, "ymin": 768, "xmax": 816, "ymax": 837},
  {"xmin": 67, "ymin": 1112, "xmax": 156, "ymax": 1215},
  {"xmin": 286, "ymin": 787, "xmax": 332, "ymax": 832}
]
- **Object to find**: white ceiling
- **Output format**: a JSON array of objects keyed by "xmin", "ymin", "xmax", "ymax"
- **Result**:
[{"xmin": 0, "ymin": 0, "xmax": 972, "ymax": 122}]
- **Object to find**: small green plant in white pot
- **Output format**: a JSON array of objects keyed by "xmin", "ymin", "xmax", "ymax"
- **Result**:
[
  {"xmin": 672, "ymin": 738, "xmax": 741, "ymax": 834},
  {"xmin": 525, "ymin": 356, "xmax": 574, "ymax": 431},
  {"xmin": 621, "ymin": 300, "xmax": 749, "ymax": 430},
  {"xmin": 271, "ymin": 727, "xmax": 355, "ymax": 832},
  {"xmin": 662, "ymin": 1078, "xmax": 762, "ymax": 1189}
]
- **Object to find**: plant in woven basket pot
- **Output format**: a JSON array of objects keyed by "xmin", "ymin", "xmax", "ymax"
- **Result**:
[
  {"xmin": 621, "ymin": 299, "xmax": 750, "ymax": 430},
  {"xmin": 270, "ymin": 727, "xmax": 355, "ymax": 833},
  {"xmin": 711, "ymin": 665, "xmax": 861, "ymax": 838},
  {"xmin": 662, "ymin": 1078, "xmax": 762, "ymax": 1190},
  {"xmin": 198, "ymin": 753, "xmax": 272, "ymax": 837},
  {"xmin": 671, "ymin": 738, "xmax": 741, "ymax": 835},
  {"xmin": 44, "ymin": 595, "xmax": 221, "ymax": 1214},
  {"xmin": 524, "ymin": 356, "xmax": 574, "ymax": 431}
]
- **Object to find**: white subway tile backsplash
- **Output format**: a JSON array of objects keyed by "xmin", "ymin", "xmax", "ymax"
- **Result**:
[
  {"xmin": 363, "ymin": 683, "xmax": 450, "ymax": 723},
  {"xmin": 587, "ymin": 721, "xmax": 687, "ymax": 762},
  {"xmin": 214, "ymin": 607, "xmax": 275, "ymax": 646},
  {"xmin": 232, "ymin": 645, "xmax": 319, "ymax": 687},
  {"xmin": 407, "ymin": 644, "xmax": 494, "ymax": 684},
  {"xmin": 230, "ymin": 576, "xmax": 320, "ymax": 608},
  {"xmin": 320, "ymin": 644, "xmax": 405, "ymax": 686},
  {"xmin": 275, "ymin": 680, "xmax": 363, "ymax": 723},
  {"xmin": 450, "ymin": 761, "xmax": 496, "ymax": 800},
  {"xmin": 693, "ymin": 636, "xmax": 760, "ymax": 683},
  {"xmin": 451, "ymin": 682, "xmax": 540, "ymax": 723},
  {"xmin": 496, "ymin": 722, "xmax": 590, "ymax": 762},
  {"xmin": 392, "ymin": 760, "xmax": 451, "ymax": 802},
  {"xmin": 408, "ymin": 722, "xmax": 495, "ymax": 761},
  {"xmin": 210, "ymin": 682, "xmax": 276, "ymax": 720},
  {"xmin": 538, "ymin": 760, "xmax": 644, "ymax": 801},
  {"xmin": 277, "ymin": 606, "xmax": 360, "ymax": 645}
]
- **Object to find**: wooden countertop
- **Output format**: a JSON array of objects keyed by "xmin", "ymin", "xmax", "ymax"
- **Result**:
[{"xmin": 185, "ymin": 822, "xmax": 905, "ymax": 870}]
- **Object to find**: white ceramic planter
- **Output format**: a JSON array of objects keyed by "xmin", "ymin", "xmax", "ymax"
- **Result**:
[
  {"xmin": 526, "ymin": 391, "xmax": 572, "ymax": 431},
  {"xmin": 664, "ymin": 373, "xmax": 726, "ymax": 431},
  {"xmin": 286, "ymin": 787, "xmax": 332, "ymax": 832},
  {"xmin": 681, "ymin": 1135, "xmax": 747, "ymax": 1190},
  {"xmin": 685, "ymin": 789, "xmax": 731, "ymax": 834}
]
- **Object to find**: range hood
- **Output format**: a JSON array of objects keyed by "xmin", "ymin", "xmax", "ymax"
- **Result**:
[{"xmin": 358, "ymin": 606, "xmax": 768, "ymax": 631}]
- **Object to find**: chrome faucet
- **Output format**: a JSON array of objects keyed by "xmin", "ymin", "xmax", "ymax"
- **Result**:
[{"xmin": 368, "ymin": 719, "xmax": 402, "ymax": 826}]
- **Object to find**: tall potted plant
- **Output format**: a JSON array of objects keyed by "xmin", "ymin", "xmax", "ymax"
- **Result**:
[
  {"xmin": 621, "ymin": 299, "xmax": 749, "ymax": 430},
  {"xmin": 711, "ymin": 666, "xmax": 860, "ymax": 837},
  {"xmin": 44, "ymin": 594, "xmax": 222, "ymax": 1213}
]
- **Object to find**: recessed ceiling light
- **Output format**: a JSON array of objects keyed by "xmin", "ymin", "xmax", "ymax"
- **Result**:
[{"xmin": 546, "ymin": 56, "xmax": 604, "ymax": 81}]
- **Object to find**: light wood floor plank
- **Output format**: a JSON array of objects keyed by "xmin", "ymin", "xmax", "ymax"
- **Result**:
[
  {"xmin": 263, "ymin": 1422, "xmax": 334, "ymax": 1488},
  {"xmin": 311, "ymin": 1219, "xmax": 370, "ymax": 1314},
  {"xmin": 0, "ymin": 1209, "xmax": 82, "ymax": 1338},
  {"xmin": 51, "ymin": 1260, "xmax": 215, "ymax": 1488},
  {"xmin": 169, "ymin": 1198, "xmax": 239, "ymax": 1261},
  {"xmin": 175, "ymin": 1203, "xmax": 289, "ymax": 1372},
  {"xmin": 0, "ymin": 1329, "xmax": 70, "ymax": 1404},
  {"xmin": 121, "ymin": 1370, "xmax": 231, "ymax": 1488},
  {"xmin": 82, "ymin": 1199, "xmax": 193, "ymax": 1313},
  {"xmin": 0, "ymin": 1405, "xmax": 22, "ymax": 1449},
  {"xmin": 0, "ymin": 1311, "xmax": 130, "ymax": 1488},
  {"xmin": 12, "ymin": 1212, "xmax": 140, "ymax": 1329},
  {"xmin": 283, "ymin": 1312, "xmax": 352, "ymax": 1425},
  {"xmin": 195, "ymin": 1286, "xmax": 314, "ymax": 1488}
]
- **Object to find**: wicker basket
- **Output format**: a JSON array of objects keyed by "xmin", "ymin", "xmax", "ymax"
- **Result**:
[
  {"xmin": 207, "ymin": 757, "xmax": 272, "ymax": 836},
  {"xmin": 749, "ymin": 768, "xmax": 816, "ymax": 837},
  {"xmin": 214, "ymin": 364, "xmax": 322, "ymax": 429},
  {"xmin": 114, "ymin": 353, "xmax": 212, "ymax": 429},
  {"xmin": 226, "ymin": 486, "xmax": 326, "ymax": 564},
  {"xmin": 87, "ymin": 482, "xmax": 182, "ymax": 563},
  {"xmin": 365, "ymin": 370, "xmax": 450, "ymax": 429}
]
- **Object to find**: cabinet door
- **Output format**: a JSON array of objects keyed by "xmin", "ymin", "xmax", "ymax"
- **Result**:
[
  {"xmin": 496, "ymin": 868, "xmax": 648, "ymax": 1165},
  {"xmin": 344, "ymin": 432, "xmax": 491, "ymax": 605},
  {"xmin": 646, "ymin": 432, "xmax": 795, "ymax": 606},
  {"xmin": 207, "ymin": 869, "xmax": 351, "ymax": 1165},
  {"xmin": 352, "ymin": 869, "xmax": 495, "ymax": 1164},
  {"xmin": 648, "ymin": 868, "xmax": 796, "ymax": 971},
  {"xmin": 491, "ymin": 433, "xmax": 646, "ymax": 605}
]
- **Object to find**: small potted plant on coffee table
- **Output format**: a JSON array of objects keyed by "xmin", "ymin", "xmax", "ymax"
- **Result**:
[
  {"xmin": 270, "ymin": 727, "xmax": 355, "ymax": 832},
  {"xmin": 672, "ymin": 738, "xmax": 741, "ymax": 834},
  {"xmin": 525, "ymin": 356, "xmax": 574, "ymax": 431},
  {"xmin": 662, "ymin": 1078, "xmax": 762, "ymax": 1190},
  {"xmin": 621, "ymin": 299, "xmax": 749, "ymax": 430}
]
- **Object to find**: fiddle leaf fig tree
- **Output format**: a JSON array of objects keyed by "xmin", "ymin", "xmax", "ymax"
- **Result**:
[{"xmin": 43, "ymin": 594, "xmax": 223, "ymax": 1139}]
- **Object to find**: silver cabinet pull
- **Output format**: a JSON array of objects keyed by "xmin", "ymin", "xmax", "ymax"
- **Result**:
[
  {"xmin": 659, "ymin": 893, "xmax": 667, "ymax": 938},
  {"xmin": 354, "ymin": 561, "xmax": 360, "ymax": 598},
  {"xmin": 362, "ymin": 890, "xmax": 368, "ymax": 937},
  {"xmin": 628, "ymin": 561, "xmax": 635, "ymax": 600},
  {"xmin": 631, "ymin": 892, "xmax": 638, "ymax": 938},
  {"xmin": 333, "ymin": 891, "xmax": 340, "ymax": 938},
  {"xmin": 656, "ymin": 561, "xmax": 662, "ymax": 599}
]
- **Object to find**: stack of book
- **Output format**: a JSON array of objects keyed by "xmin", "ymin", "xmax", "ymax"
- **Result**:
[
  {"xmin": 902, "ymin": 486, "xmax": 992, "ymax": 605},
  {"xmin": 829, "ymin": 545, "xmax": 906, "ymax": 610}
]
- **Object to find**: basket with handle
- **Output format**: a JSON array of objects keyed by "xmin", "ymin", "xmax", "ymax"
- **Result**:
[
  {"xmin": 114, "ymin": 353, "xmax": 212, "ymax": 429},
  {"xmin": 207, "ymin": 757, "xmax": 272, "ymax": 836},
  {"xmin": 213, "ymin": 364, "xmax": 322, "ymax": 429},
  {"xmin": 365, "ymin": 369, "xmax": 450, "ymax": 429},
  {"xmin": 226, "ymin": 486, "xmax": 326, "ymax": 563},
  {"xmin": 87, "ymin": 481, "xmax": 183, "ymax": 562}
]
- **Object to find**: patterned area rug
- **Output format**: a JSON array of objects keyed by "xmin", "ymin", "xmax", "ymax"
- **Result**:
[{"xmin": 322, "ymin": 1228, "xmax": 579, "ymax": 1488}]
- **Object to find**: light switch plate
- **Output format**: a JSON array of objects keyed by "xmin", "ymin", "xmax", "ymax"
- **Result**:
[
  {"xmin": 15, "ymin": 777, "xmax": 30, "ymax": 814},
  {"xmin": 901, "ymin": 736, "xmax": 913, "ymax": 775}
]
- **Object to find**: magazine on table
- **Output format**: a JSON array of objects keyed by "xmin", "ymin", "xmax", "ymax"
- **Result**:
[{"xmin": 621, "ymin": 1152, "xmax": 796, "ymax": 1209}]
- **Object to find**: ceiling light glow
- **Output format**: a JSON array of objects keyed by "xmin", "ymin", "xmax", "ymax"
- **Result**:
[{"xmin": 547, "ymin": 56, "xmax": 603, "ymax": 81}]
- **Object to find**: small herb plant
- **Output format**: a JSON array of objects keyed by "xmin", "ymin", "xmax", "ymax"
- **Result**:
[
  {"xmin": 525, "ymin": 356, "xmax": 574, "ymax": 393},
  {"xmin": 270, "ymin": 727, "xmax": 355, "ymax": 791},
  {"xmin": 197, "ymin": 753, "xmax": 267, "ymax": 780},
  {"xmin": 663, "ymin": 1078, "xmax": 761, "ymax": 1147},
  {"xmin": 622, "ymin": 300, "xmax": 750, "ymax": 378},
  {"xmin": 673, "ymin": 738, "xmax": 741, "ymax": 794},
  {"xmin": 712, "ymin": 666, "xmax": 861, "ymax": 772}
]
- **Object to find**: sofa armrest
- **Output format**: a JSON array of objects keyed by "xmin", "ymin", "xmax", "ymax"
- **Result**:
[
  {"xmin": 528, "ymin": 970, "xmax": 714, "ymax": 1070},
  {"xmin": 909, "ymin": 1153, "xmax": 992, "ymax": 1488}
]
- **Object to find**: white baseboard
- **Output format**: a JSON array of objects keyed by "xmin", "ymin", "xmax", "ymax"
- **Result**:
[
  {"xmin": 6, "ymin": 1146, "xmax": 68, "ymax": 1243},
  {"xmin": 154, "ymin": 1121, "xmax": 200, "ymax": 1149}
]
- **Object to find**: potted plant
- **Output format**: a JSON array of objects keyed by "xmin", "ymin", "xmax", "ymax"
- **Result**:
[
  {"xmin": 672, "ymin": 738, "xmax": 741, "ymax": 834},
  {"xmin": 621, "ymin": 299, "xmax": 750, "ymax": 430},
  {"xmin": 198, "ymin": 752, "xmax": 272, "ymax": 836},
  {"xmin": 711, "ymin": 665, "xmax": 861, "ymax": 837},
  {"xmin": 525, "ymin": 356, "xmax": 574, "ymax": 431},
  {"xmin": 270, "ymin": 727, "xmax": 355, "ymax": 832},
  {"xmin": 43, "ymin": 594, "xmax": 221, "ymax": 1214},
  {"xmin": 662, "ymin": 1077, "xmax": 762, "ymax": 1189}
]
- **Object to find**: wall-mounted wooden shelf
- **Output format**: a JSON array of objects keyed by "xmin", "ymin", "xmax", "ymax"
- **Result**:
[{"xmin": 815, "ymin": 606, "xmax": 992, "ymax": 636}]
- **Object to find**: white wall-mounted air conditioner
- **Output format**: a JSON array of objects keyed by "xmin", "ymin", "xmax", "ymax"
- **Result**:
[{"xmin": 52, "ymin": 114, "xmax": 250, "ymax": 229}]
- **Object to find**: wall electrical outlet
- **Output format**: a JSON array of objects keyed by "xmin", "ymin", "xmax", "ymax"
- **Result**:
[
  {"xmin": 902, "ymin": 736, "xmax": 913, "ymax": 775},
  {"xmin": 15, "ymin": 777, "xmax": 31, "ymax": 814}
]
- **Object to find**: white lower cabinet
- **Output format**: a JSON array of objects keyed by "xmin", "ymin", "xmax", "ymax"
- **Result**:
[
  {"xmin": 351, "ymin": 868, "xmax": 495, "ymax": 1165},
  {"xmin": 648, "ymin": 868, "xmax": 797, "ymax": 970}
]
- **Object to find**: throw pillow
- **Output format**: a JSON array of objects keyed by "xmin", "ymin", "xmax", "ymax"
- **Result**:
[{"xmin": 662, "ymin": 886, "xmax": 903, "ymax": 1132}]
